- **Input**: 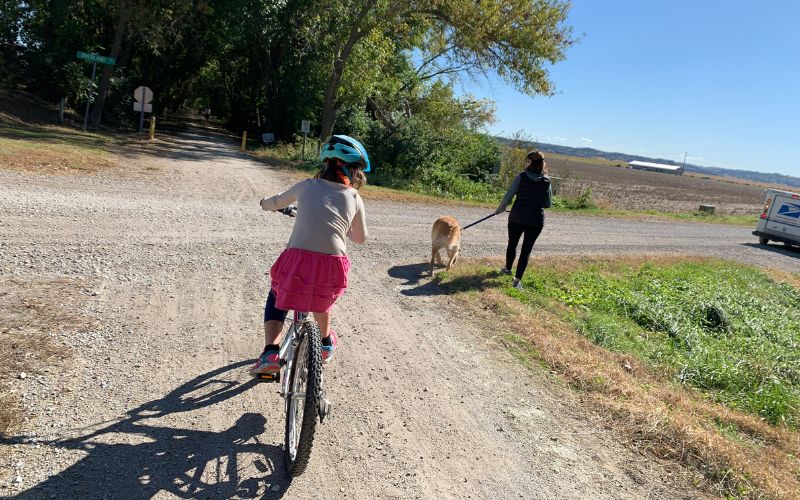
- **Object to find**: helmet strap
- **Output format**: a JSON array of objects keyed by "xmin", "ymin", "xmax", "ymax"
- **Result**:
[{"xmin": 341, "ymin": 165, "xmax": 354, "ymax": 184}]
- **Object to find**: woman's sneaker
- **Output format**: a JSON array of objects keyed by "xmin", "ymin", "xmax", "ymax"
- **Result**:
[
  {"xmin": 321, "ymin": 330, "xmax": 338, "ymax": 364},
  {"xmin": 500, "ymin": 267, "xmax": 512, "ymax": 276},
  {"xmin": 249, "ymin": 348, "xmax": 280, "ymax": 376}
]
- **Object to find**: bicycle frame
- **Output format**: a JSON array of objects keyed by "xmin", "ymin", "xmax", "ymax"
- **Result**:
[{"xmin": 278, "ymin": 310, "xmax": 310, "ymax": 399}]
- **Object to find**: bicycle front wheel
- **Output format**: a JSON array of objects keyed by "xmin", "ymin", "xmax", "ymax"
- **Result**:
[{"xmin": 284, "ymin": 320, "xmax": 322, "ymax": 476}]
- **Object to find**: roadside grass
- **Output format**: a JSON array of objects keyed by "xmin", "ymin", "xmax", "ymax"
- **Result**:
[
  {"xmin": 579, "ymin": 207, "xmax": 756, "ymax": 226},
  {"xmin": 0, "ymin": 124, "xmax": 122, "ymax": 174},
  {"xmin": 653, "ymin": 210, "xmax": 757, "ymax": 226},
  {"xmin": 0, "ymin": 278, "xmax": 97, "ymax": 442},
  {"xmin": 247, "ymin": 146, "xmax": 758, "ymax": 225},
  {"xmin": 434, "ymin": 256, "xmax": 800, "ymax": 499}
]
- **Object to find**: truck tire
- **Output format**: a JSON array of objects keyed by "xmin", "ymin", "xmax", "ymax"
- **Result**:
[{"xmin": 759, "ymin": 236, "xmax": 769, "ymax": 245}]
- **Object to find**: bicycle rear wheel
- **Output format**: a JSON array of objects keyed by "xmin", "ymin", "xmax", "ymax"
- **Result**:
[{"xmin": 284, "ymin": 320, "xmax": 322, "ymax": 476}]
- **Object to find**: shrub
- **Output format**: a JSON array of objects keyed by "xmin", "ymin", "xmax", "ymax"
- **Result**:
[
  {"xmin": 363, "ymin": 117, "xmax": 501, "ymax": 194},
  {"xmin": 552, "ymin": 187, "xmax": 597, "ymax": 210}
]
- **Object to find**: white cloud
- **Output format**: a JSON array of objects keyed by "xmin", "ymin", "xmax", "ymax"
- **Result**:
[
  {"xmin": 544, "ymin": 136, "xmax": 565, "ymax": 142},
  {"xmin": 580, "ymin": 137, "xmax": 593, "ymax": 143}
]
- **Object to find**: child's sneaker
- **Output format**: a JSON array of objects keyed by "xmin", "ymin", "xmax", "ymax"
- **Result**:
[
  {"xmin": 249, "ymin": 348, "xmax": 280, "ymax": 376},
  {"xmin": 321, "ymin": 330, "xmax": 338, "ymax": 364}
]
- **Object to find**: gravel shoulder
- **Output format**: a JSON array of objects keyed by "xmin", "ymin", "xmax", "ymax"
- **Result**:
[{"xmin": 2, "ymin": 131, "xmax": 796, "ymax": 498}]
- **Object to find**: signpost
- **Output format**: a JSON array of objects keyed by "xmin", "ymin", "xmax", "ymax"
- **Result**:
[
  {"xmin": 301, "ymin": 120, "xmax": 311, "ymax": 160},
  {"xmin": 133, "ymin": 86, "xmax": 153, "ymax": 132},
  {"xmin": 76, "ymin": 51, "xmax": 116, "ymax": 131}
]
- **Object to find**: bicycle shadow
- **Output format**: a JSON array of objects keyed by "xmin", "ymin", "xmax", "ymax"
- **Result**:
[
  {"xmin": 4, "ymin": 360, "xmax": 292, "ymax": 499},
  {"xmin": 388, "ymin": 262, "xmax": 502, "ymax": 297}
]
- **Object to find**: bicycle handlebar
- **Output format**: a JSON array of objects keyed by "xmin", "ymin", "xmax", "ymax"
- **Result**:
[{"xmin": 277, "ymin": 205, "xmax": 297, "ymax": 217}]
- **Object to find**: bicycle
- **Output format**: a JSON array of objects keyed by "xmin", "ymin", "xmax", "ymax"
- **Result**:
[{"xmin": 255, "ymin": 205, "xmax": 331, "ymax": 477}]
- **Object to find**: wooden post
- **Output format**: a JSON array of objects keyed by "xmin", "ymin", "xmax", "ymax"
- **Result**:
[
  {"xmin": 149, "ymin": 116, "xmax": 156, "ymax": 140},
  {"xmin": 241, "ymin": 131, "xmax": 247, "ymax": 151}
]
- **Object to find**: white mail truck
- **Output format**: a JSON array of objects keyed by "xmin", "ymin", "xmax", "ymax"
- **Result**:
[{"xmin": 753, "ymin": 188, "xmax": 800, "ymax": 248}]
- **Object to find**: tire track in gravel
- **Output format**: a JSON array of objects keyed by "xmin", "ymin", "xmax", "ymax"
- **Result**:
[{"xmin": 4, "ymin": 130, "xmax": 793, "ymax": 499}]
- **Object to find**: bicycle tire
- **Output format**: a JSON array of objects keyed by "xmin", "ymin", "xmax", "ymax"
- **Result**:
[{"xmin": 284, "ymin": 320, "xmax": 322, "ymax": 476}]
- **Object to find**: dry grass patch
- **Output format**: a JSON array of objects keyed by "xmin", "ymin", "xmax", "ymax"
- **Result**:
[
  {"xmin": 0, "ymin": 278, "xmax": 99, "ymax": 440},
  {"xmin": 0, "ymin": 135, "xmax": 117, "ymax": 174},
  {"xmin": 764, "ymin": 268, "xmax": 800, "ymax": 291},
  {"xmin": 0, "ymin": 89, "xmax": 122, "ymax": 174},
  {"xmin": 442, "ymin": 256, "xmax": 800, "ymax": 499}
]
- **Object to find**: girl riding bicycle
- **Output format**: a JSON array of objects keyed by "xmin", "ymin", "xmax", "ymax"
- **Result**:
[{"xmin": 249, "ymin": 135, "xmax": 370, "ymax": 376}]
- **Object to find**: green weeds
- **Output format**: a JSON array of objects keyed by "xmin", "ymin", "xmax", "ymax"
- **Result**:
[{"xmin": 447, "ymin": 260, "xmax": 800, "ymax": 428}]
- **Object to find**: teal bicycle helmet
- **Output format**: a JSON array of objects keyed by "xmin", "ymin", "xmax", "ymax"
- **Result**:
[{"xmin": 319, "ymin": 134, "xmax": 371, "ymax": 173}]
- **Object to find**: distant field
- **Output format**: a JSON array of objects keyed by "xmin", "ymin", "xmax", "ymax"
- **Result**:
[{"xmin": 544, "ymin": 154, "xmax": 766, "ymax": 214}]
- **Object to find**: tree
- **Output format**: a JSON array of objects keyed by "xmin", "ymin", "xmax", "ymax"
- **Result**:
[
  {"xmin": 89, "ymin": 0, "xmax": 131, "ymax": 125},
  {"xmin": 90, "ymin": 0, "xmax": 198, "ymax": 125},
  {"xmin": 317, "ymin": 0, "xmax": 574, "ymax": 140},
  {"xmin": 0, "ymin": 0, "xmax": 29, "ymax": 87}
]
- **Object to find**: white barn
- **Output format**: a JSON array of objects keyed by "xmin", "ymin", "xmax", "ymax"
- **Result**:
[{"xmin": 628, "ymin": 160, "xmax": 684, "ymax": 175}]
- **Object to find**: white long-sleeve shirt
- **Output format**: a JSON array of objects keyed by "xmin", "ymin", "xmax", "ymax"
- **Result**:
[{"xmin": 260, "ymin": 179, "xmax": 367, "ymax": 255}]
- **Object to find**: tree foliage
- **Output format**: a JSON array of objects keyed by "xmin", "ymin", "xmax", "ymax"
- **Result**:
[{"xmin": 2, "ymin": 0, "xmax": 573, "ymax": 194}]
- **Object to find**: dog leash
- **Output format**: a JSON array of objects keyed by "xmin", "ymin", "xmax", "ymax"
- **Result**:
[{"xmin": 461, "ymin": 211, "xmax": 505, "ymax": 230}]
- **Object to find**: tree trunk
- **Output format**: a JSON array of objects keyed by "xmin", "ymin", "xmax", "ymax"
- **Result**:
[
  {"xmin": 319, "ymin": 58, "xmax": 344, "ymax": 140},
  {"xmin": 318, "ymin": 1, "xmax": 375, "ymax": 140},
  {"xmin": 90, "ymin": 0, "xmax": 131, "ymax": 125}
]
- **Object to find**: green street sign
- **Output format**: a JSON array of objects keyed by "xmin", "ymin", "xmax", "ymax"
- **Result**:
[{"xmin": 76, "ymin": 51, "xmax": 116, "ymax": 66}]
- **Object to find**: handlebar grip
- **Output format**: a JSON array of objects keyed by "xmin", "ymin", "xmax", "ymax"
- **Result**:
[{"xmin": 277, "ymin": 206, "xmax": 297, "ymax": 217}]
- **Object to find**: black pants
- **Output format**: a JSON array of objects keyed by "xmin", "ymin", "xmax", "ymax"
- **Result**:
[
  {"xmin": 505, "ymin": 221, "xmax": 544, "ymax": 280},
  {"xmin": 263, "ymin": 289, "xmax": 288, "ymax": 323}
]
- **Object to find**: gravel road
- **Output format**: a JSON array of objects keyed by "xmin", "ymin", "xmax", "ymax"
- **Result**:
[{"xmin": 1, "ymin": 131, "xmax": 796, "ymax": 499}]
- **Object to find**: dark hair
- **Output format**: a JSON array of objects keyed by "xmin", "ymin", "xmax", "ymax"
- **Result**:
[
  {"xmin": 525, "ymin": 151, "xmax": 546, "ymax": 174},
  {"xmin": 314, "ymin": 160, "xmax": 366, "ymax": 189}
]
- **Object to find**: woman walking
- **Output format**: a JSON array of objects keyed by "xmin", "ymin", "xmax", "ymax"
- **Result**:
[{"xmin": 496, "ymin": 151, "xmax": 552, "ymax": 289}]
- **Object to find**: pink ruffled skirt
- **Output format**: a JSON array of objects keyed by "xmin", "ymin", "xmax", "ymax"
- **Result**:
[{"xmin": 270, "ymin": 248, "xmax": 350, "ymax": 313}]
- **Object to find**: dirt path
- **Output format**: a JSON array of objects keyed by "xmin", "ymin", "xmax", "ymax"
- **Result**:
[{"xmin": 2, "ymin": 131, "xmax": 795, "ymax": 499}]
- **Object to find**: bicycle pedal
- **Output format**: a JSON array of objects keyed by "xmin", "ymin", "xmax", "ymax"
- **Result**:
[{"xmin": 256, "ymin": 372, "xmax": 280, "ymax": 382}]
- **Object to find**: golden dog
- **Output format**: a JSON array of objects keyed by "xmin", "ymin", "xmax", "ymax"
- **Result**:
[{"xmin": 430, "ymin": 216, "xmax": 461, "ymax": 275}]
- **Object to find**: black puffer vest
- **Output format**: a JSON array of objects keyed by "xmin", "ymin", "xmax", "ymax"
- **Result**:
[{"xmin": 509, "ymin": 173, "xmax": 550, "ymax": 226}]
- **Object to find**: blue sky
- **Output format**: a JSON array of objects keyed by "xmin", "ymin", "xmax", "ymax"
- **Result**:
[{"xmin": 457, "ymin": 1, "xmax": 800, "ymax": 177}]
